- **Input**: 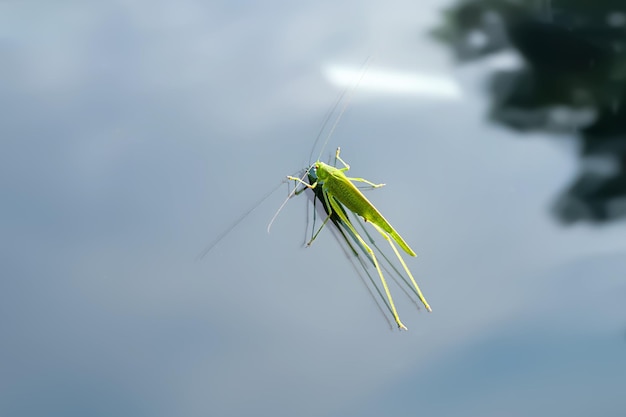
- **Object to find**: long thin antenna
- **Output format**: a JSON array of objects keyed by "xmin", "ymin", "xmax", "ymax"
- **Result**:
[
  {"xmin": 307, "ymin": 90, "xmax": 349, "ymax": 164},
  {"xmin": 314, "ymin": 56, "xmax": 373, "ymax": 164},
  {"xmin": 267, "ymin": 178, "xmax": 302, "ymax": 233},
  {"xmin": 268, "ymin": 56, "xmax": 374, "ymax": 233},
  {"xmin": 197, "ymin": 180, "xmax": 285, "ymax": 260}
]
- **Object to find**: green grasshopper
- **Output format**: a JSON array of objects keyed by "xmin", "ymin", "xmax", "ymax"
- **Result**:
[
  {"xmin": 288, "ymin": 147, "xmax": 431, "ymax": 330},
  {"xmin": 201, "ymin": 59, "xmax": 430, "ymax": 329},
  {"xmin": 297, "ymin": 161, "xmax": 429, "ymax": 329}
]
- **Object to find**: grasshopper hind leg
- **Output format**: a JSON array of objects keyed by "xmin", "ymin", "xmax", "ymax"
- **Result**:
[
  {"xmin": 370, "ymin": 224, "xmax": 432, "ymax": 312},
  {"xmin": 326, "ymin": 192, "xmax": 409, "ymax": 330}
]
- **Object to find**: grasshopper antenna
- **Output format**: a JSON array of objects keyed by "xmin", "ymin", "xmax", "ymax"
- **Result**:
[
  {"xmin": 266, "ymin": 173, "xmax": 306, "ymax": 233},
  {"xmin": 313, "ymin": 56, "xmax": 373, "ymax": 164},
  {"xmin": 267, "ymin": 56, "xmax": 373, "ymax": 233},
  {"xmin": 197, "ymin": 181, "xmax": 284, "ymax": 260}
]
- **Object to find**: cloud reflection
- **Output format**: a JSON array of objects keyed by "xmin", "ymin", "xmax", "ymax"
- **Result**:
[{"xmin": 323, "ymin": 64, "xmax": 462, "ymax": 99}]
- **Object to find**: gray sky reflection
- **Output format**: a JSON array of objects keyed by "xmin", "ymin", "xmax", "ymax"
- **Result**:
[{"xmin": 1, "ymin": 1, "xmax": 625, "ymax": 417}]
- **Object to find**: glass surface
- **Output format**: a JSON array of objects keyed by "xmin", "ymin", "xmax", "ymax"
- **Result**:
[{"xmin": 1, "ymin": 1, "xmax": 625, "ymax": 416}]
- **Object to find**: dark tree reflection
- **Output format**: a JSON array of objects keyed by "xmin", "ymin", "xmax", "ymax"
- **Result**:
[{"xmin": 433, "ymin": 0, "xmax": 626, "ymax": 224}]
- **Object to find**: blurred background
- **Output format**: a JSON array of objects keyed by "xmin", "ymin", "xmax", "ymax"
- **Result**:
[{"xmin": 1, "ymin": 1, "xmax": 625, "ymax": 416}]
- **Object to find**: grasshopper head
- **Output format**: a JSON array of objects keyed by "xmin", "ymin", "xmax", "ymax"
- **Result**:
[{"xmin": 311, "ymin": 161, "xmax": 330, "ymax": 182}]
